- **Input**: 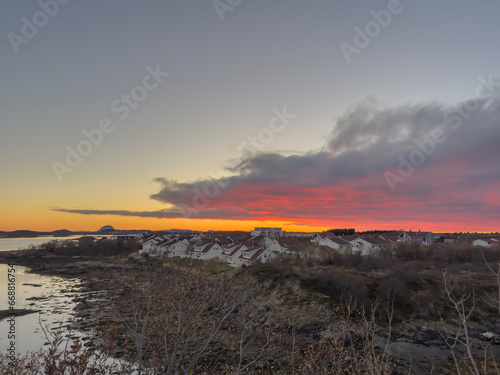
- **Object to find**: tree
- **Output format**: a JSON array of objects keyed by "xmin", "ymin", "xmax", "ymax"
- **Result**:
[
  {"xmin": 482, "ymin": 251, "xmax": 500, "ymax": 316},
  {"xmin": 299, "ymin": 292, "xmax": 395, "ymax": 375},
  {"xmin": 113, "ymin": 265, "xmax": 260, "ymax": 374},
  {"xmin": 438, "ymin": 267, "xmax": 496, "ymax": 375}
]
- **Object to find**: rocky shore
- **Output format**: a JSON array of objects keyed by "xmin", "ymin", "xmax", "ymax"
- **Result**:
[{"xmin": 0, "ymin": 250, "xmax": 142, "ymax": 353}]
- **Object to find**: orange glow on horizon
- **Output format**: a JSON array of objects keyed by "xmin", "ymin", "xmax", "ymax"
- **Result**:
[{"xmin": 1, "ymin": 213, "xmax": 497, "ymax": 234}]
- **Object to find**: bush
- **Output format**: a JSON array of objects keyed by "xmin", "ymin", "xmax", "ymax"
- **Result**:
[{"xmin": 316, "ymin": 271, "xmax": 369, "ymax": 308}]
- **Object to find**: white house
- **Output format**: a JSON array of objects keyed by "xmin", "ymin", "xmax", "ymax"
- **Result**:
[
  {"xmin": 309, "ymin": 233, "xmax": 323, "ymax": 243},
  {"xmin": 166, "ymin": 239, "xmax": 189, "ymax": 258},
  {"xmin": 237, "ymin": 247, "xmax": 279, "ymax": 267},
  {"xmin": 473, "ymin": 239, "xmax": 498, "ymax": 247},
  {"xmin": 349, "ymin": 237, "xmax": 393, "ymax": 256},
  {"xmin": 317, "ymin": 237, "xmax": 352, "ymax": 254},
  {"xmin": 221, "ymin": 244, "xmax": 247, "ymax": 265},
  {"xmin": 189, "ymin": 241, "xmax": 225, "ymax": 260},
  {"xmin": 140, "ymin": 236, "xmax": 160, "ymax": 251},
  {"xmin": 138, "ymin": 233, "xmax": 156, "ymax": 244},
  {"xmin": 152, "ymin": 239, "xmax": 174, "ymax": 257},
  {"xmin": 141, "ymin": 236, "xmax": 171, "ymax": 256},
  {"xmin": 260, "ymin": 237, "xmax": 283, "ymax": 253},
  {"xmin": 398, "ymin": 231, "xmax": 434, "ymax": 246}
]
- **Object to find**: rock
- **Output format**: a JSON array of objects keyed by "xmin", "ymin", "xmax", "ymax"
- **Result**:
[
  {"xmin": 480, "ymin": 332, "xmax": 495, "ymax": 341},
  {"xmin": 297, "ymin": 321, "xmax": 326, "ymax": 337},
  {"xmin": 319, "ymin": 329, "xmax": 338, "ymax": 340}
]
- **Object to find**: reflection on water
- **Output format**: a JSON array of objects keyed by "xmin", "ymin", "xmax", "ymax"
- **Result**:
[{"xmin": 0, "ymin": 263, "xmax": 83, "ymax": 354}]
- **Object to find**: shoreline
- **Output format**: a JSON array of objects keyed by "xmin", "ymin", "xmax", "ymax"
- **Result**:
[{"xmin": 0, "ymin": 249, "xmax": 142, "ymax": 349}]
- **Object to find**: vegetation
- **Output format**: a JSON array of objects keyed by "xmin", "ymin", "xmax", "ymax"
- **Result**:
[
  {"xmin": 25, "ymin": 238, "xmax": 140, "ymax": 257},
  {"xmin": 2, "ymin": 240, "xmax": 500, "ymax": 373}
]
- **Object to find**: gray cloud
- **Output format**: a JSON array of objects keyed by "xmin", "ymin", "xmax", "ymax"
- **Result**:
[{"xmin": 54, "ymin": 94, "xmax": 500, "ymax": 228}]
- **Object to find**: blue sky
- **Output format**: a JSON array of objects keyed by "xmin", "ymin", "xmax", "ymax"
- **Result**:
[{"xmin": 1, "ymin": 0, "xmax": 499, "ymax": 231}]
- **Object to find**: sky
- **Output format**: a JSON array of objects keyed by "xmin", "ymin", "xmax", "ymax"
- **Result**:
[{"xmin": 1, "ymin": 0, "xmax": 499, "ymax": 233}]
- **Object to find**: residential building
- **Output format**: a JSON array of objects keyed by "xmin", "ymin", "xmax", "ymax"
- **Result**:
[
  {"xmin": 250, "ymin": 227, "xmax": 284, "ymax": 238},
  {"xmin": 349, "ymin": 237, "xmax": 394, "ymax": 256},
  {"xmin": 398, "ymin": 231, "xmax": 434, "ymax": 246},
  {"xmin": 189, "ymin": 240, "xmax": 224, "ymax": 260},
  {"xmin": 473, "ymin": 239, "xmax": 498, "ymax": 247},
  {"xmin": 237, "ymin": 247, "xmax": 279, "ymax": 266}
]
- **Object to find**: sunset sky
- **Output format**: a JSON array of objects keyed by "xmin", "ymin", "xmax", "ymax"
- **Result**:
[{"xmin": 1, "ymin": 0, "xmax": 499, "ymax": 233}]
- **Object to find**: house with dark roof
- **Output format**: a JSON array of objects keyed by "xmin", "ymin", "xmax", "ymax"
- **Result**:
[
  {"xmin": 338, "ymin": 235, "xmax": 359, "ymax": 242},
  {"xmin": 221, "ymin": 244, "xmax": 247, "ymax": 265},
  {"xmin": 216, "ymin": 236, "xmax": 234, "ymax": 246},
  {"xmin": 189, "ymin": 240, "xmax": 224, "ymax": 260},
  {"xmin": 279, "ymin": 237, "xmax": 304, "ymax": 255},
  {"xmin": 237, "ymin": 247, "xmax": 279, "ymax": 267},
  {"xmin": 398, "ymin": 231, "xmax": 434, "ymax": 246},
  {"xmin": 260, "ymin": 236, "xmax": 283, "ymax": 253},
  {"xmin": 434, "ymin": 234, "xmax": 455, "ymax": 244},
  {"xmin": 149, "ymin": 238, "xmax": 172, "ymax": 257},
  {"xmin": 308, "ymin": 233, "xmax": 323, "ymax": 243},
  {"xmin": 140, "ymin": 236, "xmax": 173, "ymax": 256},
  {"xmin": 138, "ymin": 233, "xmax": 157, "ymax": 245},
  {"xmin": 317, "ymin": 237, "xmax": 352, "ymax": 254},
  {"xmin": 379, "ymin": 234, "xmax": 399, "ymax": 244},
  {"xmin": 349, "ymin": 237, "xmax": 394, "ymax": 256}
]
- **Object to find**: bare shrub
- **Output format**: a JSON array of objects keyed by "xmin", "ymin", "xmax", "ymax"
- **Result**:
[
  {"xmin": 316, "ymin": 271, "xmax": 369, "ymax": 309},
  {"xmin": 0, "ymin": 322, "xmax": 121, "ymax": 375}
]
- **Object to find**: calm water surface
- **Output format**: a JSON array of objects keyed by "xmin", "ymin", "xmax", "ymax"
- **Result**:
[
  {"xmin": 0, "ymin": 235, "xmax": 113, "ymax": 252},
  {"xmin": 0, "ymin": 263, "xmax": 84, "ymax": 354}
]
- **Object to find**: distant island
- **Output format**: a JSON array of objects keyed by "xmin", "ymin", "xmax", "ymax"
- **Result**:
[
  {"xmin": 1, "ymin": 226, "xmax": 115, "ymax": 238},
  {"xmin": 0, "ymin": 229, "xmax": 75, "ymax": 238},
  {"xmin": 97, "ymin": 225, "xmax": 115, "ymax": 232}
]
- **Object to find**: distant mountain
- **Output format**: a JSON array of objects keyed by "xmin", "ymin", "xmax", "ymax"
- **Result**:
[
  {"xmin": 51, "ymin": 229, "xmax": 74, "ymax": 237},
  {"xmin": 4, "ymin": 230, "xmax": 40, "ymax": 238},
  {"xmin": 97, "ymin": 225, "xmax": 115, "ymax": 232}
]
